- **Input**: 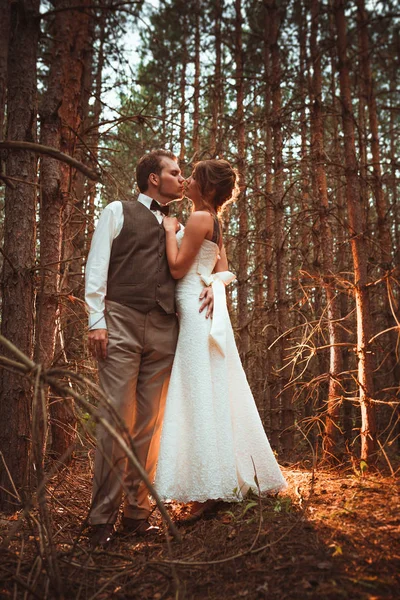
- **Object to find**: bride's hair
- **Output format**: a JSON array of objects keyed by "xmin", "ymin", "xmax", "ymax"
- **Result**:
[{"xmin": 192, "ymin": 159, "xmax": 239, "ymax": 215}]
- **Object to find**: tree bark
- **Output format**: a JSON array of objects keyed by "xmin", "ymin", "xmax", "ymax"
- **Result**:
[
  {"xmin": 263, "ymin": 0, "xmax": 278, "ymax": 448},
  {"xmin": 52, "ymin": 0, "xmax": 92, "ymax": 460},
  {"xmin": 66, "ymin": 8, "xmax": 95, "ymax": 359},
  {"xmin": 334, "ymin": 0, "xmax": 377, "ymax": 461},
  {"xmin": 389, "ymin": 59, "xmax": 398, "ymax": 261},
  {"xmin": 328, "ymin": 0, "xmax": 352, "ymax": 446},
  {"xmin": 357, "ymin": 0, "xmax": 397, "ymax": 406},
  {"xmin": 298, "ymin": 0, "xmax": 311, "ymax": 271},
  {"xmin": 210, "ymin": 0, "xmax": 223, "ymax": 157},
  {"xmin": 192, "ymin": 0, "xmax": 200, "ymax": 158},
  {"xmin": 252, "ymin": 121, "xmax": 267, "ymax": 422},
  {"xmin": 0, "ymin": 0, "xmax": 10, "ymax": 144},
  {"xmin": 254, "ymin": 126, "xmax": 264, "ymax": 311},
  {"xmin": 179, "ymin": 13, "xmax": 187, "ymax": 163},
  {"xmin": 356, "ymin": 31, "xmax": 369, "ymax": 249},
  {"xmin": 35, "ymin": 1, "xmax": 69, "ymax": 460},
  {"xmin": 297, "ymin": 2, "xmax": 318, "ymax": 446},
  {"xmin": 0, "ymin": 0, "xmax": 40, "ymax": 511},
  {"xmin": 310, "ymin": 0, "xmax": 343, "ymax": 461},
  {"xmin": 36, "ymin": 0, "xmax": 91, "ymax": 373},
  {"xmin": 85, "ymin": 11, "xmax": 105, "ymax": 254},
  {"xmin": 267, "ymin": 0, "xmax": 293, "ymax": 454},
  {"xmin": 234, "ymin": 0, "xmax": 249, "ymax": 366},
  {"xmin": 357, "ymin": 0, "xmax": 392, "ymax": 269}
]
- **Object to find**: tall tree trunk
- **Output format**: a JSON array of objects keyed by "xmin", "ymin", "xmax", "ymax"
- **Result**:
[
  {"xmin": 66, "ymin": 9, "xmax": 95, "ymax": 358},
  {"xmin": 210, "ymin": 0, "xmax": 223, "ymax": 157},
  {"xmin": 328, "ymin": 0, "xmax": 352, "ymax": 446},
  {"xmin": 388, "ymin": 28, "xmax": 400, "ymax": 451},
  {"xmin": 357, "ymin": 0, "xmax": 392, "ymax": 269},
  {"xmin": 253, "ymin": 122, "xmax": 267, "ymax": 421},
  {"xmin": 267, "ymin": 0, "xmax": 293, "ymax": 454},
  {"xmin": 85, "ymin": 12, "xmax": 105, "ymax": 254},
  {"xmin": 0, "ymin": 0, "xmax": 10, "ymax": 182},
  {"xmin": 254, "ymin": 126, "xmax": 264, "ymax": 310},
  {"xmin": 234, "ymin": 0, "xmax": 249, "ymax": 366},
  {"xmin": 263, "ymin": 0, "xmax": 278, "ymax": 448},
  {"xmin": 390, "ymin": 59, "xmax": 398, "ymax": 260},
  {"xmin": 356, "ymin": 35, "xmax": 369, "ymax": 248},
  {"xmin": 0, "ymin": 0, "xmax": 40, "ymax": 511},
  {"xmin": 357, "ymin": 0, "xmax": 397, "ymax": 405},
  {"xmin": 0, "ymin": 0, "xmax": 10, "ymax": 142},
  {"xmin": 298, "ymin": 0, "xmax": 311, "ymax": 271},
  {"xmin": 52, "ymin": 0, "xmax": 91, "ymax": 460},
  {"xmin": 334, "ymin": 0, "xmax": 377, "ymax": 461},
  {"xmin": 296, "ymin": 1, "xmax": 315, "ymax": 446},
  {"xmin": 192, "ymin": 0, "xmax": 200, "ymax": 158},
  {"xmin": 36, "ymin": 0, "xmax": 72, "ymax": 459},
  {"xmin": 310, "ymin": 0, "xmax": 343, "ymax": 461},
  {"xmin": 179, "ymin": 14, "xmax": 187, "ymax": 163}
]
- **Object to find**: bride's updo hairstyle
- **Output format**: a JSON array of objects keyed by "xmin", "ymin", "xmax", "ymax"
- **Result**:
[{"xmin": 192, "ymin": 159, "xmax": 239, "ymax": 215}]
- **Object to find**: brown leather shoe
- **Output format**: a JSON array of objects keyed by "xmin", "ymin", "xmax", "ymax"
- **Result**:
[
  {"xmin": 121, "ymin": 517, "xmax": 160, "ymax": 536},
  {"xmin": 89, "ymin": 523, "xmax": 115, "ymax": 549},
  {"xmin": 176, "ymin": 500, "xmax": 221, "ymax": 525}
]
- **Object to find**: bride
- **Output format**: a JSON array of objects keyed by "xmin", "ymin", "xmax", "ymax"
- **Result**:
[{"xmin": 155, "ymin": 159, "xmax": 287, "ymax": 521}]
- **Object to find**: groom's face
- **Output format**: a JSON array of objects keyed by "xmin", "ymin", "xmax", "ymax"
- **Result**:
[{"xmin": 156, "ymin": 158, "xmax": 185, "ymax": 204}]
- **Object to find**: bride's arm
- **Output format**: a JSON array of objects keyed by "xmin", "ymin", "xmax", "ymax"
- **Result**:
[{"xmin": 164, "ymin": 212, "xmax": 212, "ymax": 279}]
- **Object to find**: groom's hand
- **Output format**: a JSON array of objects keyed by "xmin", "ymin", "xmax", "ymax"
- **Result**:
[
  {"xmin": 199, "ymin": 286, "xmax": 214, "ymax": 319},
  {"xmin": 88, "ymin": 328, "xmax": 108, "ymax": 360}
]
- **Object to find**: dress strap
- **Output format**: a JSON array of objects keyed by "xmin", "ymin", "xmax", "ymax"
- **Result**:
[{"xmin": 210, "ymin": 213, "xmax": 221, "ymax": 247}]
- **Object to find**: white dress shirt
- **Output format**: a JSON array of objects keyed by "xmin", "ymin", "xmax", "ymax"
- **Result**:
[{"xmin": 85, "ymin": 193, "xmax": 165, "ymax": 330}]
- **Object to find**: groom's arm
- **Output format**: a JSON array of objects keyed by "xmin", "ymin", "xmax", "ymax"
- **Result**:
[
  {"xmin": 199, "ymin": 286, "xmax": 214, "ymax": 319},
  {"xmin": 85, "ymin": 201, "xmax": 123, "ymax": 359}
]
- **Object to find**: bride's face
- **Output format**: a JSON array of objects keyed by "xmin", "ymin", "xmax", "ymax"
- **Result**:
[{"xmin": 185, "ymin": 172, "xmax": 202, "ymax": 205}]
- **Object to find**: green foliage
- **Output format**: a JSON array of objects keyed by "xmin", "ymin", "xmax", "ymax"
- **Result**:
[
  {"xmin": 78, "ymin": 410, "xmax": 97, "ymax": 437},
  {"xmin": 273, "ymin": 496, "xmax": 292, "ymax": 514}
]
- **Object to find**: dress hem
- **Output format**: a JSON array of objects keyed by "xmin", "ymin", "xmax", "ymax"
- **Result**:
[{"xmin": 155, "ymin": 481, "xmax": 288, "ymax": 504}]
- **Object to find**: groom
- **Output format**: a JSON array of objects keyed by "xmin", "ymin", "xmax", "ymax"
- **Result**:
[{"xmin": 85, "ymin": 149, "xmax": 212, "ymax": 548}]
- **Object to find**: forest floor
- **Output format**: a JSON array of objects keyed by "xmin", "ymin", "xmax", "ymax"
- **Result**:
[{"xmin": 0, "ymin": 458, "xmax": 399, "ymax": 600}]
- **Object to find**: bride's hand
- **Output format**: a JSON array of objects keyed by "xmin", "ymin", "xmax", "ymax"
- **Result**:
[{"xmin": 163, "ymin": 216, "xmax": 180, "ymax": 233}]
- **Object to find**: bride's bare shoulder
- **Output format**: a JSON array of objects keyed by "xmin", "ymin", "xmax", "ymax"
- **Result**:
[
  {"xmin": 187, "ymin": 210, "xmax": 213, "ymax": 221},
  {"xmin": 186, "ymin": 211, "xmax": 214, "ymax": 230}
]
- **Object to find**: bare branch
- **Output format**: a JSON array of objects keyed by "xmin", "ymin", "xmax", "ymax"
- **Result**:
[
  {"xmin": 0, "ymin": 141, "xmax": 102, "ymax": 181},
  {"xmin": 40, "ymin": 1, "xmax": 142, "ymax": 18}
]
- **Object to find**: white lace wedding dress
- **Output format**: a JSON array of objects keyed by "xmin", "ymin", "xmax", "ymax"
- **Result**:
[{"xmin": 155, "ymin": 230, "xmax": 287, "ymax": 502}]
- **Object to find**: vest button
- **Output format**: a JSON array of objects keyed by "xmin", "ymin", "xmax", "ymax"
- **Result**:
[
  {"xmin": 159, "ymin": 252, "xmax": 162, "ymax": 257},
  {"xmin": 157, "ymin": 284, "xmax": 161, "ymax": 288}
]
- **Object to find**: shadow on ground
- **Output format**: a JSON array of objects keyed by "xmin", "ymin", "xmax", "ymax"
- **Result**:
[{"xmin": 0, "ymin": 461, "xmax": 399, "ymax": 599}]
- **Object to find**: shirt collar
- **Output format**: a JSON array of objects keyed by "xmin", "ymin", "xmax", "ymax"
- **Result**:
[{"xmin": 137, "ymin": 193, "xmax": 154, "ymax": 210}]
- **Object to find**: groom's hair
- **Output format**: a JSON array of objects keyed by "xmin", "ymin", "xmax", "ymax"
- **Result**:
[{"xmin": 136, "ymin": 149, "xmax": 177, "ymax": 193}]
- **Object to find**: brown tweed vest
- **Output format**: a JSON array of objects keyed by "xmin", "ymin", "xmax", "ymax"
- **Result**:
[{"xmin": 106, "ymin": 200, "xmax": 176, "ymax": 314}]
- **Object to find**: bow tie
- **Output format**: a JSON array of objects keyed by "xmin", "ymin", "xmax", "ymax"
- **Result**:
[{"xmin": 150, "ymin": 199, "xmax": 169, "ymax": 216}]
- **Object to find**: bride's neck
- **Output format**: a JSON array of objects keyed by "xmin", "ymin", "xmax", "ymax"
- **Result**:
[{"xmin": 193, "ymin": 198, "xmax": 216, "ymax": 214}]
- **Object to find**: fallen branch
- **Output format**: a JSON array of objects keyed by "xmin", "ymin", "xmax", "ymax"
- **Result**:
[{"xmin": 0, "ymin": 334, "xmax": 181, "ymax": 546}]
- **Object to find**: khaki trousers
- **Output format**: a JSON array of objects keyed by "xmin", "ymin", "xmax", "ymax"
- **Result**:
[{"xmin": 90, "ymin": 300, "xmax": 178, "ymax": 525}]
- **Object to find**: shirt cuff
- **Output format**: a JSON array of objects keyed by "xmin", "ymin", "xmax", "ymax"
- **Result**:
[{"xmin": 88, "ymin": 312, "xmax": 107, "ymax": 330}]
